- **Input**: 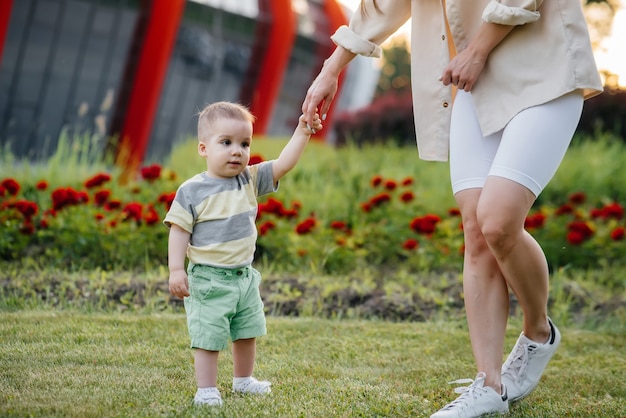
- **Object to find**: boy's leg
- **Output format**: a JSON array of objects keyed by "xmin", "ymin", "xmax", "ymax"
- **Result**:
[
  {"xmin": 193, "ymin": 349, "xmax": 223, "ymax": 406},
  {"xmin": 232, "ymin": 338, "xmax": 256, "ymax": 377},
  {"xmin": 194, "ymin": 348, "xmax": 219, "ymax": 387}
]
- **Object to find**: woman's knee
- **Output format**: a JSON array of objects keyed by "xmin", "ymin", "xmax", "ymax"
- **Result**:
[
  {"xmin": 462, "ymin": 217, "xmax": 491, "ymax": 259},
  {"xmin": 476, "ymin": 213, "xmax": 517, "ymax": 255}
]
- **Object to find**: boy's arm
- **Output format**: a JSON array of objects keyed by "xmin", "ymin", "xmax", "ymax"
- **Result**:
[
  {"xmin": 272, "ymin": 114, "xmax": 322, "ymax": 182},
  {"xmin": 168, "ymin": 223, "xmax": 191, "ymax": 298}
]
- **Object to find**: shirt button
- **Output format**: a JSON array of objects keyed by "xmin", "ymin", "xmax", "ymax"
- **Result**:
[
  {"xmin": 442, "ymin": 102, "xmax": 449, "ymax": 108},
  {"xmin": 442, "ymin": 35, "xmax": 446, "ymax": 41},
  {"xmin": 237, "ymin": 270, "xmax": 243, "ymax": 275}
]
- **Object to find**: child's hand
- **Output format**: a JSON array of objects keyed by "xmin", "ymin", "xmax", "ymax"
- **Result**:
[
  {"xmin": 169, "ymin": 269, "xmax": 189, "ymax": 298},
  {"xmin": 300, "ymin": 113, "xmax": 322, "ymax": 135}
]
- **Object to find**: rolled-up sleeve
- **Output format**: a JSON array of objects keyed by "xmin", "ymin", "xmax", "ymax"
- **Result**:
[
  {"xmin": 330, "ymin": 0, "xmax": 411, "ymax": 58},
  {"xmin": 482, "ymin": 0, "xmax": 543, "ymax": 25}
]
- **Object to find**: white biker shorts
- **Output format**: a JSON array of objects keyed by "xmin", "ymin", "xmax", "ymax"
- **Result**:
[{"xmin": 449, "ymin": 90, "xmax": 584, "ymax": 197}]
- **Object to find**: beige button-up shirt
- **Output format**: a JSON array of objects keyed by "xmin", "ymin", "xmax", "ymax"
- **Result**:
[{"xmin": 331, "ymin": 0, "xmax": 604, "ymax": 162}]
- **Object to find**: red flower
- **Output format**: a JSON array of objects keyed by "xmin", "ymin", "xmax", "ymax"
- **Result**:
[
  {"xmin": 448, "ymin": 208, "xmax": 461, "ymax": 217},
  {"xmin": 51, "ymin": 187, "xmax": 82, "ymax": 210},
  {"xmin": 158, "ymin": 192, "xmax": 176, "ymax": 210},
  {"xmin": 295, "ymin": 217, "xmax": 316, "ymax": 235},
  {"xmin": 84, "ymin": 173, "xmax": 111, "ymax": 188},
  {"xmin": 330, "ymin": 220, "xmax": 346, "ymax": 230},
  {"xmin": 401, "ymin": 177, "xmax": 413, "ymax": 186},
  {"xmin": 259, "ymin": 197, "xmax": 284, "ymax": 217},
  {"xmin": 36, "ymin": 180, "xmax": 48, "ymax": 190},
  {"xmin": 0, "ymin": 185, "xmax": 5, "ymax": 197},
  {"xmin": 370, "ymin": 175, "xmax": 383, "ymax": 187},
  {"xmin": 95, "ymin": 213, "xmax": 105, "ymax": 221},
  {"xmin": 122, "ymin": 202, "xmax": 143, "ymax": 223},
  {"xmin": 369, "ymin": 192, "xmax": 391, "ymax": 207},
  {"xmin": 360, "ymin": 202, "xmax": 372, "ymax": 213},
  {"xmin": 554, "ymin": 204, "xmax": 574, "ymax": 216},
  {"xmin": 249, "ymin": 154, "xmax": 265, "ymax": 165},
  {"xmin": 566, "ymin": 220, "xmax": 594, "ymax": 244},
  {"xmin": 590, "ymin": 208, "xmax": 604, "ymax": 219},
  {"xmin": 524, "ymin": 213, "xmax": 546, "ymax": 229},
  {"xmin": 105, "ymin": 200, "xmax": 122, "ymax": 211},
  {"xmin": 402, "ymin": 238, "xmax": 419, "ymax": 250},
  {"xmin": 140, "ymin": 164, "xmax": 162, "ymax": 181},
  {"xmin": 280, "ymin": 208, "xmax": 298, "ymax": 218},
  {"xmin": 13, "ymin": 200, "xmax": 38, "ymax": 221},
  {"xmin": 259, "ymin": 221, "xmax": 275, "ymax": 236},
  {"xmin": 399, "ymin": 191, "xmax": 414, "ymax": 203},
  {"xmin": 410, "ymin": 214, "xmax": 441, "ymax": 235},
  {"xmin": 144, "ymin": 206, "xmax": 160, "ymax": 225},
  {"xmin": 94, "ymin": 190, "xmax": 111, "ymax": 206},
  {"xmin": 384, "ymin": 180, "xmax": 397, "ymax": 190},
  {"xmin": 1, "ymin": 178, "xmax": 20, "ymax": 196},
  {"xmin": 39, "ymin": 218, "xmax": 49, "ymax": 229},
  {"xmin": 602, "ymin": 203, "xmax": 624, "ymax": 220},
  {"xmin": 568, "ymin": 192, "xmax": 586, "ymax": 205},
  {"xmin": 567, "ymin": 230, "xmax": 585, "ymax": 245},
  {"xmin": 611, "ymin": 226, "xmax": 625, "ymax": 241}
]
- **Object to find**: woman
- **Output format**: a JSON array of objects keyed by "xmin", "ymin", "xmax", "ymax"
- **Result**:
[{"xmin": 302, "ymin": 1, "xmax": 602, "ymax": 417}]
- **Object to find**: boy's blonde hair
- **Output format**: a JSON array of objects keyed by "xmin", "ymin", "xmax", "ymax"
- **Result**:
[{"xmin": 197, "ymin": 102, "xmax": 255, "ymax": 141}]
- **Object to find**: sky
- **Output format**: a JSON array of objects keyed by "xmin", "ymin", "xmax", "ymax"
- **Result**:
[{"xmin": 337, "ymin": 0, "xmax": 626, "ymax": 88}]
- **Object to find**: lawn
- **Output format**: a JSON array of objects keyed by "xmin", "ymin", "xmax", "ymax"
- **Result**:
[
  {"xmin": 1, "ymin": 310, "xmax": 624, "ymax": 417},
  {"xmin": 2, "ymin": 133, "xmax": 626, "ymax": 417}
]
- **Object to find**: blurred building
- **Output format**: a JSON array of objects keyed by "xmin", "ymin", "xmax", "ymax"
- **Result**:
[{"xmin": 0, "ymin": 0, "xmax": 380, "ymax": 166}]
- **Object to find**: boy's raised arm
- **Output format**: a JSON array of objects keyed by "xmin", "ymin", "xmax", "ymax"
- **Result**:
[{"xmin": 272, "ymin": 114, "xmax": 322, "ymax": 182}]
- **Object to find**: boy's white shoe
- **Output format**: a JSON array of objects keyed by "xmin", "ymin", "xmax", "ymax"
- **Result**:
[
  {"xmin": 232, "ymin": 376, "xmax": 272, "ymax": 394},
  {"xmin": 193, "ymin": 387, "xmax": 223, "ymax": 406},
  {"xmin": 501, "ymin": 318, "xmax": 561, "ymax": 402},
  {"xmin": 431, "ymin": 372, "xmax": 508, "ymax": 418}
]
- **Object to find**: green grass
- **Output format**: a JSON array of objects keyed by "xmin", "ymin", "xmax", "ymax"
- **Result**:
[{"xmin": 1, "ymin": 310, "xmax": 624, "ymax": 417}]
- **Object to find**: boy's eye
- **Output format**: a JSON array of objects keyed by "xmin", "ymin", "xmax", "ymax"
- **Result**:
[
  {"xmin": 221, "ymin": 139, "xmax": 231, "ymax": 145},
  {"xmin": 242, "ymin": 142, "xmax": 250, "ymax": 148}
]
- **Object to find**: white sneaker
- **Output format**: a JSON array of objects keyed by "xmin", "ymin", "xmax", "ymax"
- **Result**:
[
  {"xmin": 193, "ymin": 387, "xmax": 223, "ymax": 406},
  {"xmin": 232, "ymin": 376, "xmax": 272, "ymax": 394},
  {"xmin": 501, "ymin": 318, "xmax": 561, "ymax": 402},
  {"xmin": 431, "ymin": 372, "xmax": 508, "ymax": 418}
]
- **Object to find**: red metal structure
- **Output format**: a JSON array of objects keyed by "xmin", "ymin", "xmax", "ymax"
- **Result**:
[
  {"xmin": 0, "ymin": 0, "xmax": 12, "ymax": 67},
  {"xmin": 248, "ymin": 0, "xmax": 297, "ymax": 136},
  {"xmin": 117, "ymin": 0, "xmax": 185, "ymax": 182},
  {"xmin": 0, "ymin": 0, "xmax": 349, "ymax": 171}
]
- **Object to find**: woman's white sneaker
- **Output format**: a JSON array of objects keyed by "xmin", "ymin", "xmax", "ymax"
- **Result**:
[
  {"xmin": 501, "ymin": 318, "xmax": 561, "ymax": 402},
  {"xmin": 431, "ymin": 372, "xmax": 508, "ymax": 418}
]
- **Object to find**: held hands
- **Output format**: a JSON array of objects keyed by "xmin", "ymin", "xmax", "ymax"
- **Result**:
[
  {"xmin": 300, "ymin": 113, "xmax": 323, "ymax": 135},
  {"xmin": 302, "ymin": 70, "xmax": 339, "ymax": 127},
  {"xmin": 168, "ymin": 269, "xmax": 189, "ymax": 299}
]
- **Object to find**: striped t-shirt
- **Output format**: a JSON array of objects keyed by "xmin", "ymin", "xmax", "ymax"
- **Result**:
[{"xmin": 164, "ymin": 161, "xmax": 277, "ymax": 268}]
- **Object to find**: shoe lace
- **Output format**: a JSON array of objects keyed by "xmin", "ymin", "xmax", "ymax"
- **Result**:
[
  {"xmin": 441, "ymin": 376, "xmax": 487, "ymax": 411},
  {"xmin": 502, "ymin": 341, "xmax": 537, "ymax": 381}
]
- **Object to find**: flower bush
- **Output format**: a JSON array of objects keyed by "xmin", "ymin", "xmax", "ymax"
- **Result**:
[{"xmin": 2, "ymin": 153, "xmax": 624, "ymax": 274}]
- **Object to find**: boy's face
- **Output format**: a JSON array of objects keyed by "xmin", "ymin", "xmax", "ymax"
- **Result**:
[{"xmin": 198, "ymin": 117, "xmax": 253, "ymax": 179}]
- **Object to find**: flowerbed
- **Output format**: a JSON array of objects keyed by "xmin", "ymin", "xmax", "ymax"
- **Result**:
[{"xmin": 1, "ymin": 157, "xmax": 624, "ymax": 274}]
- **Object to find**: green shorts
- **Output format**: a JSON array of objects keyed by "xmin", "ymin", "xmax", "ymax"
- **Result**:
[{"xmin": 184, "ymin": 264, "xmax": 267, "ymax": 351}]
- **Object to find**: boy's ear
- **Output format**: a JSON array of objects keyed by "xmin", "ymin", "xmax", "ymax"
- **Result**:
[{"xmin": 198, "ymin": 141, "xmax": 207, "ymax": 156}]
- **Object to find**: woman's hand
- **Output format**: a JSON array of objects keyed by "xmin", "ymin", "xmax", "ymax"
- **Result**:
[
  {"xmin": 302, "ymin": 69, "xmax": 339, "ymax": 126},
  {"xmin": 440, "ymin": 22, "xmax": 514, "ymax": 92},
  {"xmin": 439, "ymin": 45, "xmax": 487, "ymax": 92}
]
